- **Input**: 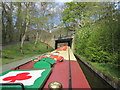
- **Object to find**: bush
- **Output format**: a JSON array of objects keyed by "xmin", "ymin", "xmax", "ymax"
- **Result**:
[{"xmin": 85, "ymin": 45, "xmax": 110, "ymax": 63}]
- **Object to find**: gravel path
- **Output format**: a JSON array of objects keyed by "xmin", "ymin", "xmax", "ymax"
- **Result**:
[{"xmin": 0, "ymin": 55, "xmax": 40, "ymax": 73}]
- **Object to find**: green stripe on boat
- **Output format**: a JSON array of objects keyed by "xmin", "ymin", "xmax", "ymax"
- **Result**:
[
  {"xmin": 40, "ymin": 57, "xmax": 56, "ymax": 65},
  {"xmin": 34, "ymin": 61, "xmax": 51, "ymax": 68}
]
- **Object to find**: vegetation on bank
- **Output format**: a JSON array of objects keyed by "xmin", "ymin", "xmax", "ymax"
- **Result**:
[
  {"xmin": 61, "ymin": 2, "xmax": 120, "ymax": 81},
  {"xmin": 89, "ymin": 62, "xmax": 120, "ymax": 81},
  {"xmin": 74, "ymin": 19, "xmax": 120, "ymax": 81},
  {"xmin": 75, "ymin": 19, "xmax": 120, "ymax": 65},
  {"xmin": 76, "ymin": 54, "xmax": 120, "ymax": 81},
  {"xmin": 2, "ymin": 42, "xmax": 53, "ymax": 65}
]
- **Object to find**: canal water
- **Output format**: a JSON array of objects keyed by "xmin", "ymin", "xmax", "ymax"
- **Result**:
[{"xmin": 75, "ymin": 55, "xmax": 115, "ymax": 89}]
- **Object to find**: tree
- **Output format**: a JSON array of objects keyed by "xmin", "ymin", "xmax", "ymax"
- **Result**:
[
  {"xmin": 2, "ymin": 2, "xmax": 14, "ymax": 43},
  {"xmin": 73, "ymin": 2, "xmax": 120, "ymax": 66},
  {"xmin": 20, "ymin": 2, "xmax": 31, "ymax": 54},
  {"xmin": 15, "ymin": 3, "xmax": 22, "ymax": 42}
]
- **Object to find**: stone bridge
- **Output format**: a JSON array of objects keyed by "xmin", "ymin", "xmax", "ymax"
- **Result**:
[
  {"xmin": 46, "ymin": 33, "xmax": 75, "ymax": 50},
  {"xmin": 30, "ymin": 28, "xmax": 75, "ymax": 50}
]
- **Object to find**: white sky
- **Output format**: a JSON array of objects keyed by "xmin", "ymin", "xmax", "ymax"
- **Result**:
[{"xmin": 55, "ymin": 0, "xmax": 73, "ymax": 2}]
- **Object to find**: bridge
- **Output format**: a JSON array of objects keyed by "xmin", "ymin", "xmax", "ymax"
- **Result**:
[
  {"xmin": 54, "ymin": 34, "xmax": 74, "ymax": 49},
  {"xmin": 29, "ymin": 28, "xmax": 75, "ymax": 49},
  {"xmin": 46, "ymin": 30, "xmax": 75, "ymax": 50}
]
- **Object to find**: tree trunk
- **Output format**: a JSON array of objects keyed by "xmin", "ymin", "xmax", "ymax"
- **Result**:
[
  {"xmin": 20, "ymin": 3, "xmax": 30, "ymax": 54},
  {"xmin": 8, "ymin": 2, "xmax": 14, "ymax": 42},
  {"xmin": 15, "ymin": 3, "xmax": 22, "ymax": 42},
  {"xmin": 2, "ymin": 3, "xmax": 6, "ymax": 44},
  {"xmin": 20, "ymin": 19, "xmax": 29, "ymax": 54},
  {"xmin": 34, "ymin": 31, "xmax": 39, "ymax": 48},
  {"xmin": 112, "ymin": 33, "xmax": 115, "ymax": 54}
]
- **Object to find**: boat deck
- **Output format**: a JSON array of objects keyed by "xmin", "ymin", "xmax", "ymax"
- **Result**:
[
  {"xmin": 44, "ymin": 47, "xmax": 90, "ymax": 88},
  {"xmin": 0, "ymin": 46, "xmax": 91, "ymax": 89}
]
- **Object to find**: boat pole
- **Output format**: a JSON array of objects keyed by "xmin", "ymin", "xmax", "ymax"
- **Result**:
[{"xmin": 68, "ymin": 47, "xmax": 72, "ymax": 89}]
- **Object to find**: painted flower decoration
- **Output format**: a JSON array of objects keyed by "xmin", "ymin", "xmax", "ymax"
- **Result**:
[{"xmin": 3, "ymin": 72, "xmax": 32, "ymax": 83}]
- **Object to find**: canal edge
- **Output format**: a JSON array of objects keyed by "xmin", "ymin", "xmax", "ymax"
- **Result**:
[{"xmin": 75, "ymin": 55, "xmax": 120, "ymax": 89}]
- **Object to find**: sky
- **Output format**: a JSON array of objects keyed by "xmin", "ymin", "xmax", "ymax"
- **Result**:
[{"xmin": 55, "ymin": 0, "xmax": 73, "ymax": 2}]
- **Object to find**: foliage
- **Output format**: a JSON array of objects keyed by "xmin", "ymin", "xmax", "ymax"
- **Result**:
[
  {"xmin": 2, "ymin": 2, "xmax": 64, "ymax": 44},
  {"xmin": 85, "ymin": 45, "xmax": 110, "ymax": 63},
  {"xmin": 62, "ymin": 2, "xmax": 110, "ymax": 30},
  {"xmin": 75, "ymin": 17, "xmax": 120, "ymax": 65},
  {"xmin": 75, "ymin": 23, "xmax": 120, "ymax": 81},
  {"xmin": 62, "ymin": 2, "xmax": 86, "ymax": 30},
  {"xmin": 67, "ymin": 2, "xmax": 120, "ymax": 66}
]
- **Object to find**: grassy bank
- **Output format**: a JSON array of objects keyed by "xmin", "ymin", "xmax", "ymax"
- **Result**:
[
  {"xmin": 89, "ymin": 62, "xmax": 120, "ymax": 80},
  {"xmin": 1, "ymin": 42, "xmax": 53, "ymax": 65},
  {"xmin": 75, "ymin": 54, "xmax": 120, "ymax": 82}
]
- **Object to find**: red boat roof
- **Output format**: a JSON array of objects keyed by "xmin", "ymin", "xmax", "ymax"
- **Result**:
[{"xmin": 1, "ymin": 46, "xmax": 91, "ymax": 89}]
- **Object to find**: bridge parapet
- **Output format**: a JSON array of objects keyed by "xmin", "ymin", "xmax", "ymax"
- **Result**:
[{"xmin": 54, "ymin": 34, "xmax": 74, "ymax": 41}]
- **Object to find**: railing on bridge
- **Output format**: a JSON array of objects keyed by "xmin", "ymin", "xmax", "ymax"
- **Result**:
[{"xmin": 54, "ymin": 33, "xmax": 74, "ymax": 41}]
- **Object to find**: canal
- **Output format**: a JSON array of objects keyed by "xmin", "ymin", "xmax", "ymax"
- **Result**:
[{"xmin": 75, "ymin": 55, "xmax": 115, "ymax": 89}]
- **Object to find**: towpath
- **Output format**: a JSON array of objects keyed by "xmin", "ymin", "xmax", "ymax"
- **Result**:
[
  {"xmin": 2, "ymin": 41, "xmax": 30, "ymax": 49},
  {"xmin": 0, "ymin": 55, "xmax": 39, "ymax": 73}
]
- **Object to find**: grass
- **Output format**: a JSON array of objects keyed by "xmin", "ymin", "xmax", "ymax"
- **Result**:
[
  {"xmin": 75, "ymin": 53, "xmax": 120, "ymax": 81},
  {"xmin": 1, "ymin": 42, "xmax": 53, "ymax": 65},
  {"xmin": 88, "ymin": 62, "xmax": 120, "ymax": 81}
]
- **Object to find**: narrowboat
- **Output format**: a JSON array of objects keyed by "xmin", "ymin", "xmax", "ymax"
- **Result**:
[{"xmin": 0, "ymin": 46, "xmax": 91, "ymax": 90}]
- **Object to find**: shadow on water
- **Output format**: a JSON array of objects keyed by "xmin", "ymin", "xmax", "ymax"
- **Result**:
[{"xmin": 75, "ymin": 55, "xmax": 115, "ymax": 90}]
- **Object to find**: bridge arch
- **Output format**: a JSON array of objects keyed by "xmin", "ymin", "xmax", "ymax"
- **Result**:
[{"xmin": 55, "ymin": 38, "xmax": 73, "ymax": 49}]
